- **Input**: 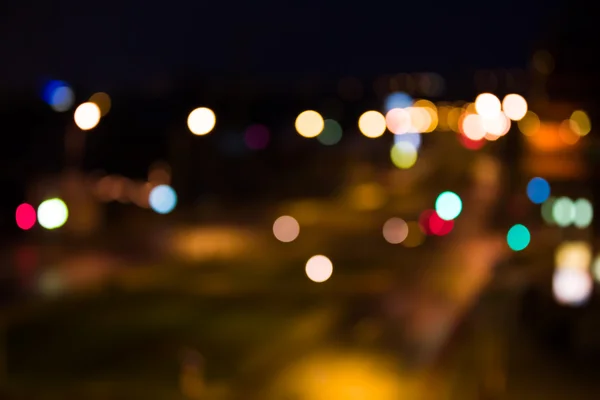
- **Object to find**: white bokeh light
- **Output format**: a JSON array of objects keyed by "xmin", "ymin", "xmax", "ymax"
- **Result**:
[
  {"xmin": 305, "ymin": 255, "xmax": 333, "ymax": 283},
  {"xmin": 37, "ymin": 198, "xmax": 69, "ymax": 230},
  {"xmin": 553, "ymin": 267, "xmax": 593, "ymax": 307}
]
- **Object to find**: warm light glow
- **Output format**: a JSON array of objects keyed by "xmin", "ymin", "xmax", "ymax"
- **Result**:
[
  {"xmin": 89, "ymin": 92, "xmax": 112, "ymax": 116},
  {"xmin": 273, "ymin": 215, "xmax": 300, "ymax": 242},
  {"xmin": 295, "ymin": 110, "xmax": 324, "ymax": 138},
  {"xmin": 390, "ymin": 142, "xmax": 418, "ymax": 169},
  {"xmin": 481, "ymin": 112, "xmax": 510, "ymax": 137},
  {"xmin": 555, "ymin": 241, "xmax": 592, "ymax": 271},
  {"xmin": 518, "ymin": 111, "xmax": 540, "ymax": 136},
  {"xmin": 569, "ymin": 110, "xmax": 591, "ymax": 136},
  {"xmin": 475, "ymin": 93, "xmax": 501, "ymax": 118},
  {"xmin": 460, "ymin": 114, "xmax": 486, "ymax": 140},
  {"xmin": 74, "ymin": 102, "xmax": 101, "ymax": 130},
  {"xmin": 385, "ymin": 108, "xmax": 411, "ymax": 134},
  {"xmin": 187, "ymin": 107, "xmax": 216, "ymax": 135},
  {"xmin": 305, "ymin": 255, "xmax": 333, "ymax": 283},
  {"xmin": 358, "ymin": 111, "xmax": 386, "ymax": 138},
  {"xmin": 502, "ymin": 94, "xmax": 528, "ymax": 121}
]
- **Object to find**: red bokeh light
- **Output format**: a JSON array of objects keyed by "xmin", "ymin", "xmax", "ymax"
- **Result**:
[
  {"xmin": 458, "ymin": 133, "xmax": 485, "ymax": 150},
  {"xmin": 16, "ymin": 203, "xmax": 36, "ymax": 230},
  {"xmin": 429, "ymin": 211, "xmax": 454, "ymax": 236}
]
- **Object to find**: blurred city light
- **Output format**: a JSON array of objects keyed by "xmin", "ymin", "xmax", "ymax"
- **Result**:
[
  {"xmin": 244, "ymin": 124, "xmax": 270, "ymax": 150},
  {"xmin": 526, "ymin": 177, "xmax": 550, "ymax": 204},
  {"xmin": 552, "ymin": 197, "xmax": 576, "ymax": 227},
  {"xmin": 89, "ymin": 92, "xmax": 112, "ymax": 116},
  {"xmin": 394, "ymin": 132, "xmax": 421, "ymax": 150},
  {"xmin": 428, "ymin": 211, "xmax": 454, "ymax": 236},
  {"xmin": 273, "ymin": 215, "xmax": 300, "ymax": 243},
  {"xmin": 481, "ymin": 112, "xmax": 510, "ymax": 137},
  {"xmin": 317, "ymin": 119, "xmax": 343, "ymax": 145},
  {"xmin": 461, "ymin": 114, "xmax": 486, "ymax": 140},
  {"xmin": 349, "ymin": 182, "xmax": 386, "ymax": 211},
  {"xmin": 187, "ymin": 107, "xmax": 216, "ymax": 135},
  {"xmin": 43, "ymin": 80, "xmax": 74, "ymax": 112},
  {"xmin": 569, "ymin": 110, "xmax": 591, "ymax": 136},
  {"xmin": 149, "ymin": 184, "xmax": 177, "ymax": 214},
  {"xmin": 74, "ymin": 102, "xmax": 101, "ymax": 130},
  {"xmin": 390, "ymin": 142, "xmax": 418, "ymax": 169},
  {"xmin": 15, "ymin": 203, "xmax": 37, "ymax": 230},
  {"xmin": 502, "ymin": 94, "xmax": 528, "ymax": 121},
  {"xmin": 295, "ymin": 110, "xmax": 324, "ymax": 138},
  {"xmin": 553, "ymin": 268, "xmax": 592, "ymax": 307},
  {"xmin": 475, "ymin": 93, "xmax": 501, "ymax": 118},
  {"xmin": 555, "ymin": 242, "xmax": 591, "ymax": 271},
  {"xmin": 506, "ymin": 224, "xmax": 530, "ymax": 251},
  {"xmin": 383, "ymin": 91, "xmax": 412, "ymax": 112},
  {"xmin": 358, "ymin": 110, "xmax": 386, "ymax": 138},
  {"xmin": 305, "ymin": 255, "xmax": 333, "ymax": 283},
  {"xmin": 385, "ymin": 108, "xmax": 411, "ymax": 134},
  {"xmin": 517, "ymin": 111, "xmax": 540, "ymax": 136},
  {"xmin": 593, "ymin": 255, "xmax": 600, "ymax": 282},
  {"xmin": 573, "ymin": 198, "xmax": 593, "ymax": 228},
  {"xmin": 402, "ymin": 221, "xmax": 425, "ymax": 247},
  {"xmin": 37, "ymin": 198, "xmax": 69, "ymax": 230},
  {"xmin": 435, "ymin": 191, "xmax": 462, "ymax": 221},
  {"xmin": 382, "ymin": 217, "xmax": 409, "ymax": 244},
  {"xmin": 541, "ymin": 197, "xmax": 556, "ymax": 225}
]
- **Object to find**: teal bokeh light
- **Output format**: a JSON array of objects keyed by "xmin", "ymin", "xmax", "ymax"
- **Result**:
[
  {"xmin": 435, "ymin": 191, "xmax": 462, "ymax": 221},
  {"xmin": 507, "ymin": 224, "xmax": 530, "ymax": 251}
]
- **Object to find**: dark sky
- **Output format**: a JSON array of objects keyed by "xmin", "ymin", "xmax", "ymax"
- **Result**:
[{"xmin": 0, "ymin": 0, "xmax": 563, "ymax": 90}]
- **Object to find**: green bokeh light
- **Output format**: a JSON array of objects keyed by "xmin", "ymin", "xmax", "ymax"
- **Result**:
[
  {"xmin": 390, "ymin": 142, "xmax": 418, "ymax": 169},
  {"xmin": 317, "ymin": 119, "xmax": 343, "ymax": 146},
  {"xmin": 552, "ymin": 197, "xmax": 575, "ymax": 227},
  {"xmin": 507, "ymin": 224, "xmax": 530, "ymax": 251},
  {"xmin": 435, "ymin": 191, "xmax": 462, "ymax": 221},
  {"xmin": 541, "ymin": 197, "xmax": 556, "ymax": 225},
  {"xmin": 573, "ymin": 198, "xmax": 593, "ymax": 229}
]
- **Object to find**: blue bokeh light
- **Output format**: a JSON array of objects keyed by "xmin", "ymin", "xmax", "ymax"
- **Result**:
[
  {"xmin": 149, "ymin": 185, "xmax": 178, "ymax": 214},
  {"xmin": 42, "ymin": 80, "xmax": 74, "ymax": 112},
  {"xmin": 384, "ymin": 92, "xmax": 413, "ymax": 112},
  {"xmin": 394, "ymin": 132, "xmax": 422, "ymax": 150},
  {"xmin": 526, "ymin": 177, "xmax": 550, "ymax": 204}
]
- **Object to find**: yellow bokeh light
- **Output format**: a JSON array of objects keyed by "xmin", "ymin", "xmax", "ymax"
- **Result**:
[
  {"xmin": 295, "ymin": 110, "xmax": 324, "ymax": 138},
  {"xmin": 358, "ymin": 110, "xmax": 386, "ymax": 138},
  {"xmin": 74, "ymin": 102, "xmax": 101, "ymax": 130},
  {"xmin": 437, "ymin": 105, "xmax": 452, "ymax": 131},
  {"xmin": 558, "ymin": 120, "xmax": 580, "ymax": 145},
  {"xmin": 413, "ymin": 100, "xmax": 438, "ymax": 132},
  {"xmin": 305, "ymin": 255, "xmax": 333, "ymax": 283},
  {"xmin": 447, "ymin": 107, "xmax": 462, "ymax": 132},
  {"xmin": 385, "ymin": 108, "xmax": 411, "ymax": 134},
  {"xmin": 402, "ymin": 221, "xmax": 424, "ymax": 248},
  {"xmin": 570, "ymin": 110, "xmax": 591, "ymax": 136},
  {"xmin": 461, "ymin": 114, "xmax": 486, "ymax": 140},
  {"xmin": 273, "ymin": 215, "xmax": 300, "ymax": 243},
  {"xmin": 518, "ymin": 111, "xmax": 540, "ymax": 136},
  {"xmin": 475, "ymin": 93, "xmax": 501, "ymax": 118},
  {"xmin": 406, "ymin": 107, "xmax": 431, "ymax": 133},
  {"xmin": 188, "ymin": 107, "xmax": 216, "ymax": 135},
  {"xmin": 89, "ymin": 92, "xmax": 112, "ymax": 117},
  {"xmin": 502, "ymin": 94, "xmax": 528, "ymax": 121},
  {"xmin": 555, "ymin": 241, "xmax": 592, "ymax": 271},
  {"xmin": 390, "ymin": 142, "xmax": 418, "ymax": 169}
]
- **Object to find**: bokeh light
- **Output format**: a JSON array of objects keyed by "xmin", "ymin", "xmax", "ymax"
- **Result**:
[
  {"xmin": 402, "ymin": 221, "xmax": 425, "ymax": 248},
  {"xmin": 317, "ymin": 119, "xmax": 343, "ymax": 145},
  {"xmin": 481, "ymin": 112, "xmax": 510, "ymax": 137},
  {"xmin": 435, "ymin": 191, "xmax": 462, "ymax": 221},
  {"xmin": 244, "ymin": 124, "xmax": 270, "ymax": 150},
  {"xmin": 526, "ymin": 177, "xmax": 550, "ymax": 204},
  {"xmin": 458, "ymin": 134, "xmax": 485, "ymax": 150},
  {"xmin": 385, "ymin": 108, "xmax": 411, "ymax": 134},
  {"xmin": 188, "ymin": 107, "xmax": 216, "ymax": 135},
  {"xmin": 418, "ymin": 209, "xmax": 435, "ymax": 235},
  {"xmin": 552, "ymin": 197, "xmax": 575, "ymax": 227},
  {"xmin": 573, "ymin": 198, "xmax": 593, "ymax": 229},
  {"xmin": 74, "ymin": 102, "xmax": 101, "ymax": 130},
  {"xmin": 506, "ymin": 224, "xmax": 530, "ymax": 251},
  {"xmin": 502, "ymin": 94, "xmax": 528, "ymax": 121},
  {"xmin": 569, "ymin": 110, "xmax": 591, "ymax": 136},
  {"xmin": 305, "ymin": 255, "xmax": 333, "ymax": 283},
  {"xmin": 541, "ymin": 197, "xmax": 556, "ymax": 225},
  {"xmin": 394, "ymin": 132, "xmax": 421, "ymax": 150},
  {"xmin": 460, "ymin": 114, "xmax": 486, "ymax": 140},
  {"xmin": 16, "ymin": 203, "xmax": 36, "ymax": 230},
  {"xmin": 37, "ymin": 198, "xmax": 69, "ymax": 230},
  {"xmin": 517, "ymin": 111, "xmax": 540, "ymax": 136},
  {"xmin": 390, "ymin": 142, "xmax": 418, "ymax": 169},
  {"xmin": 295, "ymin": 110, "xmax": 324, "ymax": 138},
  {"xmin": 555, "ymin": 241, "xmax": 591, "ymax": 271},
  {"xmin": 553, "ymin": 268, "xmax": 593, "ymax": 307},
  {"xmin": 475, "ymin": 93, "xmax": 501, "ymax": 118},
  {"xmin": 358, "ymin": 111, "xmax": 386, "ymax": 138},
  {"xmin": 149, "ymin": 184, "xmax": 177, "ymax": 214},
  {"xmin": 383, "ymin": 91, "xmax": 412, "ymax": 112},
  {"xmin": 43, "ymin": 80, "xmax": 74, "ymax": 112},
  {"xmin": 429, "ymin": 211, "xmax": 454, "ymax": 236},
  {"xmin": 382, "ymin": 218, "xmax": 409, "ymax": 244},
  {"xmin": 273, "ymin": 215, "xmax": 300, "ymax": 242},
  {"xmin": 89, "ymin": 92, "xmax": 112, "ymax": 116}
]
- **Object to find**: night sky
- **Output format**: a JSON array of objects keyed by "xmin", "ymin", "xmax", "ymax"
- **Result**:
[{"xmin": 0, "ymin": 0, "xmax": 564, "ymax": 91}]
